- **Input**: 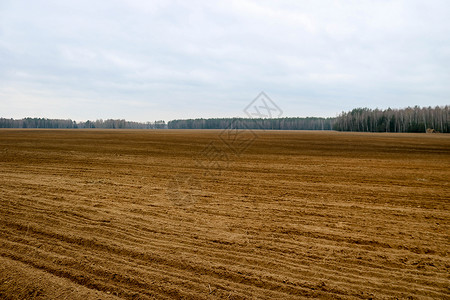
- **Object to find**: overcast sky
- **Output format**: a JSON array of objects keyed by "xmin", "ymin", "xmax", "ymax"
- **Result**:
[{"xmin": 1, "ymin": 0, "xmax": 449, "ymax": 122}]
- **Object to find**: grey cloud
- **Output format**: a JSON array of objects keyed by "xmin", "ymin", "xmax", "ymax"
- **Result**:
[{"xmin": 1, "ymin": 0, "xmax": 449, "ymax": 121}]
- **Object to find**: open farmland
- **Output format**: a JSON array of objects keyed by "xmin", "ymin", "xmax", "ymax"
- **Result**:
[{"xmin": 0, "ymin": 129, "xmax": 449, "ymax": 299}]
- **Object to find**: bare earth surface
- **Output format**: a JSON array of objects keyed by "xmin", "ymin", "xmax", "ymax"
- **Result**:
[{"xmin": 0, "ymin": 129, "xmax": 449, "ymax": 299}]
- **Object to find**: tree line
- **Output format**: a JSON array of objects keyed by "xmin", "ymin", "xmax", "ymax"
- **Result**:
[
  {"xmin": 0, "ymin": 118, "xmax": 167, "ymax": 129},
  {"xmin": 0, "ymin": 117, "xmax": 336, "ymax": 130},
  {"xmin": 167, "ymin": 117, "xmax": 336, "ymax": 130},
  {"xmin": 333, "ymin": 106, "xmax": 449, "ymax": 133},
  {"xmin": 1, "ymin": 105, "xmax": 448, "ymax": 132}
]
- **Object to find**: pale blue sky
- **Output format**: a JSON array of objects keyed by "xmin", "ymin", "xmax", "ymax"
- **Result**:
[{"xmin": 1, "ymin": 0, "xmax": 449, "ymax": 122}]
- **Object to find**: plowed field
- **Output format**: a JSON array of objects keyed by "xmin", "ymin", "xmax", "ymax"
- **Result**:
[{"xmin": 0, "ymin": 129, "xmax": 449, "ymax": 299}]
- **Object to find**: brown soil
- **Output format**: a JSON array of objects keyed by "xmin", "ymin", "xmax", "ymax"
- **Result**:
[{"xmin": 0, "ymin": 129, "xmax": 449, "ymax": 299}]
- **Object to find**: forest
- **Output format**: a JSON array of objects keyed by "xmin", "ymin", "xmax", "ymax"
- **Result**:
[
  {"xmin": 168, "ymin": 106, "xmax": 449, "ymax": 132},
  {"xmin": 0, "ymin": 118, "xmax": 166, "ymax": 129},
  {"xmin": 333, "ymin": 106, "xmax": 449, "ymax": 133},
  {"xmin": 167, "ymin": 117, "xmax": 335, "ymax": 130},
  {"xmin": 1, "ymin": 106, "xmax": 448, "ymax": 132}
]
